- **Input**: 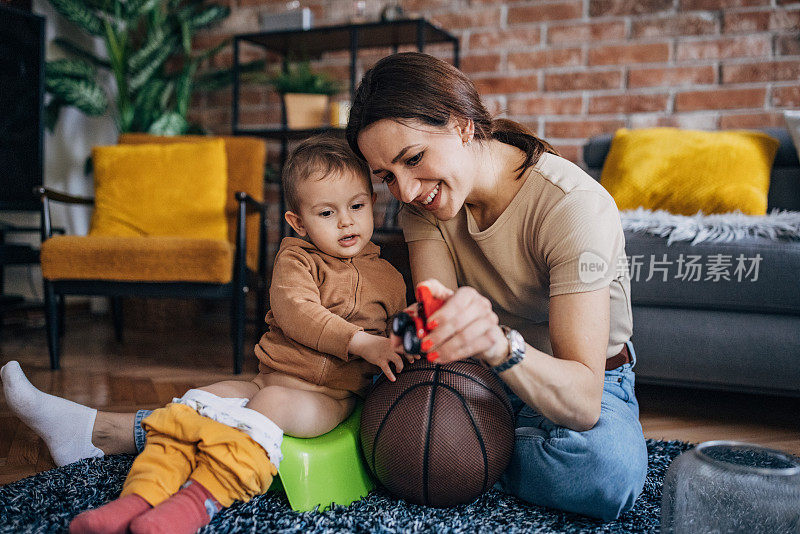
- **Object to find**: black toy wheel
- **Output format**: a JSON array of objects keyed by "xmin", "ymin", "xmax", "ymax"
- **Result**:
[
  {"xmin": 403, "ymin": 327, "xmax": 421, "ymax": 355},
  {"xmin": 391, "ymin": 312, "xmax": 412, "ymax": 337}
]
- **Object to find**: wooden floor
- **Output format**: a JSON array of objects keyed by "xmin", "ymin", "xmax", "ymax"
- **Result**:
[{"xmin": 2, "ymin": 304, "xmax": 799, "ymax": 486}]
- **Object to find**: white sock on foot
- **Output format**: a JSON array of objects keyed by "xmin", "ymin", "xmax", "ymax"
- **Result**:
[{"xmin": 1, "ymin": 361, "xmax": 104, "ymax": 466}]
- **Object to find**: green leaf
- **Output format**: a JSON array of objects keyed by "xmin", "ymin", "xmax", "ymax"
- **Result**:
[
  {"xmin": 103, "ymin": 20, "xmax": 124, "ymax": 75},
  {"xmin": 159, "ymin": 81, "xmax": 176, "ymax": 111},
  {"xmin": 131, "ymin": 76, "xmax": 171, "ymax": 132},
  {"xmin": 176, "ymin": 60, "xmax": 198, "ymax": 116},
  {"xmin": 146, "ymin": 3, "xmax": 167, "ymax": 27},
  {"xmin": 128, "ymin": 28, "xmax": 167, "ymax": 72},
  {"xmin": 193, "ymin": 37, "xmax": 230, "ymax": 63},
  {"xmin": 269, "ymin": 61, "xmax": 340, "ymax": 95},
  {"xmin": 83, "ymin": 0, "xmax": 114, "ymax": 14},
  {"xmin": 189, "ymin": 5, "xmax": 229, "ymax": 29},
  {"xmin": 125, "ymin": 0, "xmax": 161, "ymax": 19},
  {"xmin": 102, "ymin": 19, "xmax": 130, "ymax": 115},
  {"xmin": 47, "ymin": 0, "xmax": 104, "ymax": 36},
  {"xmin": 180, "ymin": 18, "xmax": 191, "ymax": 55},
  {"xmin": 52, "ymin": 38, "xmax": 110, "ymax": 69},
  {"xmin": 119, "ymin": 105, "xmax": 135, "ymax": 133},
  {"xmin": 175, "ymin": 5, "xmax": 194, "ymax": 22},
  {"xmin": 193, "ymin": 69, "xmax": 231, "ymax": 92},
  {"xmin": 45, "ymin": 77, "xmax": 108, "ymax": 116},
  {"xmin": 46, "ymin": 58, "xmax": 96, "ymax": 80},
  {"xmin": 133, "ymin": 78, "xmax": 166, "ymax": 112},
  {"xmin": 148, "ymin": 112, "xmax": 189, "ymax": 135},
  {"xmin": 129, "ymin": 38, "xmax": 174, "ymax": 91}
]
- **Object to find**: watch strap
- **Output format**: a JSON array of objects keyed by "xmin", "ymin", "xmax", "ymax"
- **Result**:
[{"xmin": 492, "ymin": 326, "xmax": 525, "ymax": 373}]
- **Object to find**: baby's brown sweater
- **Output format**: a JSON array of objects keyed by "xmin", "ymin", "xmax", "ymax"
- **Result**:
[{"xmin": 255, "ymin": 237, "xmax": 407, "ymax": 397}]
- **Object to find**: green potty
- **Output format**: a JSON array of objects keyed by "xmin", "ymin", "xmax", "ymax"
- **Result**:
[{"xmin": 267, "ymin": 402, "xmax": 374, "ymax": 512}]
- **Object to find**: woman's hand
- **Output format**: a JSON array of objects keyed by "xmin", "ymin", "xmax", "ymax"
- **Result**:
[
  {"xmin": 349, "ymin": 331, "xmax": 407, "ymax": 381},
  {"xmin": 413, "ymin": 279, "xmax": 509, "ymax": 366}
]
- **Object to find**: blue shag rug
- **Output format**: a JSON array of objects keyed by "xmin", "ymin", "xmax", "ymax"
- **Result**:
[{"xmin": 0, "ymin": 439, "xmax": 692, "ymax": 533}]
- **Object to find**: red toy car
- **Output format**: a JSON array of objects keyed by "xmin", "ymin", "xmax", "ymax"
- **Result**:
[{"xmin": 391, "ymin": 284, "xmax": 445, "ymax": 361}]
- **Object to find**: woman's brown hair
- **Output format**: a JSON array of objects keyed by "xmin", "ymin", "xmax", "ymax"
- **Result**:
[{"xmin": 345, "ymin": 52, "xmax": 558, "ymax": 179}]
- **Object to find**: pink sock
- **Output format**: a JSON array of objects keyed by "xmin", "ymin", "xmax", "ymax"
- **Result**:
[
  {"xmin": 129, "ymin": 480, "xmax": 223, "ymax": 534},
  {"xmin": 69, "ymin": 494, "xmax": 151, "ymax": 534}
]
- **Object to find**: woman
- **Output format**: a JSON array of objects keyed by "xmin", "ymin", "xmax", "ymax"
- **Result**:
[
  {"xmin": 1, "ymin": 52, "xmax": 646, "ymax": 521},
  {"xmin": 346, "ymin": 52, "xmax": 647, "ymax": 520}
]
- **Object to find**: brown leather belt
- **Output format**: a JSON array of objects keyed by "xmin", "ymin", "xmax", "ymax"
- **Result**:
[{"xmin": 605, "ymin": 343, "xmax": 632, "ymax": 371}]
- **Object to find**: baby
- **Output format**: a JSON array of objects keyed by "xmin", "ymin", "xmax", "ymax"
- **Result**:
[{"xmin": 68, "ymin": 136, "xmax": 410, "ymax": 534}]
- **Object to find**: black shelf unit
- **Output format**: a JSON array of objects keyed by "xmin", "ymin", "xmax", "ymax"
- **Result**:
[
  {"xmin": 230, "ymin": 18, "xmax": 459, "ymax": 237},
  {"xmin": 1, "ymin": 7, "xmax": 47, "ymax": 328},
  {"xmin": 1, "ymin": 221, "xmax": 66, "ymax": 332},
  {"xmin": 1, "ymin": 222, "xmax": 43, "ymax": 333},
  {"xmin": 232, "ymin": 126, "xmax": 345, "ymax": 140}
]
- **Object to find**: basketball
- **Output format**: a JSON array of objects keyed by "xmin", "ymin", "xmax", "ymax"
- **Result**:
[{"xmin": 360, "ymin": 357, "xmax": 515, "ymax": 507}]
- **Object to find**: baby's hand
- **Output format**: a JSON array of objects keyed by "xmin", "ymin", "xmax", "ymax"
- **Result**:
[{"xmin": 349, "ymin": 331, "xmax": 406, "ymax": 382}]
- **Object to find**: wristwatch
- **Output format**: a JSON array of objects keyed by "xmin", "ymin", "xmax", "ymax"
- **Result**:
[{"xmin": 491, "ymin": 326, "xmax": 526, "ymax": 373}]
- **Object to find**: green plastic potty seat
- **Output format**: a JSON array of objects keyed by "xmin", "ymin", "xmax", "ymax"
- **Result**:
[{"xmin": 267, "ymin": 402, "xmax": 374, "ymax": 512}]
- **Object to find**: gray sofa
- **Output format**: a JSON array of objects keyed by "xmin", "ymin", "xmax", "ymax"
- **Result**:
[{"xmin": 584, "ymin": 128, "xmax": 800, "ymax": 396}]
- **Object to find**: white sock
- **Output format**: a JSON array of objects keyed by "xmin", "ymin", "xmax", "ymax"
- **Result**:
[{"xmin": 1, "ymin": 361, "xmax": 104, "ymax": 466}]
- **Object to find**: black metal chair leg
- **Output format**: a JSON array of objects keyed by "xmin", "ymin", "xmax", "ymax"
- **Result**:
[
  {"xmin": 44, "ymin": 281, "xmax": 61, "ymax": 370},
  {"xmin": 111, "ymin": 296, "xmax": 124, "ymax": 342},
  {"xmin": 232, "ymin": 286, "xmax": 245, "ymax": 375},
  {"xmin": 57, "ymin": 295, "xmax": 65, "ymax": 338},
  {"xmin": 230, "ymin": 292, "xmax": 237, "ymax": 343}
]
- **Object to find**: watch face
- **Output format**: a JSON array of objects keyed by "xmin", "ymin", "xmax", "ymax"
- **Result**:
[{"xmin": 509, "ymin": 329, "xmax": 525, "ymax": 355}]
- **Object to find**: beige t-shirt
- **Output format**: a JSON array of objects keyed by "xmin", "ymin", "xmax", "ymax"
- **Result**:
[{"xmin": 399, "ymin": 152, "xmax": 632, "ymax": 359}]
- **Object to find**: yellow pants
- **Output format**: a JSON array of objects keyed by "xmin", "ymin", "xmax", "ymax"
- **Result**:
[{"xmin": 120, "ymin": 403, "xmax": 278, "ymax": 507}]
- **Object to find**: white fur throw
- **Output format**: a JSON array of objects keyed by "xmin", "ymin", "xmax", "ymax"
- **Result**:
[{"xmin": 619, "ymin": 208, "xmax": 800, "ymax": 245}]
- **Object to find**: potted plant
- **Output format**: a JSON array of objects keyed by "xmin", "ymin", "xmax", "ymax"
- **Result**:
[
  {"xmin": 43, "ymin": 0, "xmax": 264, "ymax": 135},
  {"xmin": 270, "ymin": 61, "xmax": 341, "ymax": 129}
]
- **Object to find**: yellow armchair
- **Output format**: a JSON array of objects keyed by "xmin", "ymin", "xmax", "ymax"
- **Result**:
[{"xmin": 38, "ymin": 135, "xmax": 268, "ymax": 374}]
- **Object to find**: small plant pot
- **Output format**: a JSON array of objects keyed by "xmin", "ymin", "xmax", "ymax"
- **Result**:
[{"xmin": 283, "ymin": 93, "xmax": 329, "ymax": 129}]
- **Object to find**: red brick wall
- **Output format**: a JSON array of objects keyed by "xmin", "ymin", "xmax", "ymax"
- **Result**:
[{"xmin": 192, "ymin": 0, "xmax": 799, "ymax": 168}]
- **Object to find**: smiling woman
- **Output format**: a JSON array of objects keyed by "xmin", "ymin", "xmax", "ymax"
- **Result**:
[{"xmin": 345, "ymin": 52, "xmax": 648, "ymax": 521}]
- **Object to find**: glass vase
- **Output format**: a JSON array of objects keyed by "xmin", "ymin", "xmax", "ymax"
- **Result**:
[{"xmin": 661, "ymin": 441, "xmax": 800, "ymax": 533}]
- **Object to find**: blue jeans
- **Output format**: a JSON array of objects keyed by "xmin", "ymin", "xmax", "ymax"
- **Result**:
[
  {"xmin": 133, "ymin": 407, "xmax": 150, "ymax": 454},
  {"xmin": 134, "ymin": 345, "xmax": 648, "ymax": 520},
  {"xmin": 495, "ymin": 341, "xmax": 648, "ymax": 520}
]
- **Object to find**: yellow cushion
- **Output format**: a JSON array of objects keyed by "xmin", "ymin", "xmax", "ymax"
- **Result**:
[
  {"xmin": 41, "ymin": 235, "xmax": 233, "ymax": 283},
  {"xmin": 90, "ymin": 140, "xmax": 228, "ymax": 240},
  {"xmin": 599, "ymin": 128, "xmax": 779, "ymax": 215},
  {"xmin": 118, "ymin": 133, "xmax": 266, "ymax": 271}
]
